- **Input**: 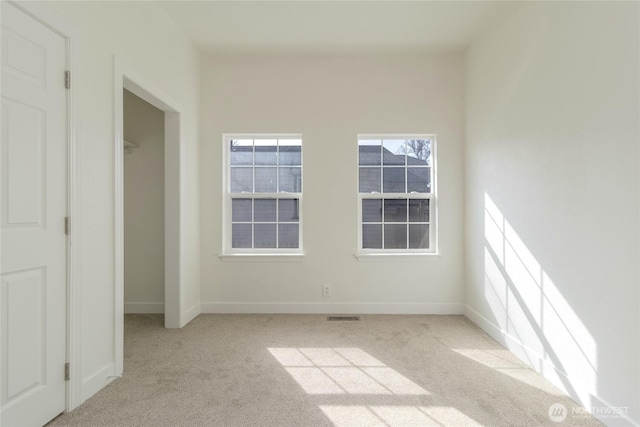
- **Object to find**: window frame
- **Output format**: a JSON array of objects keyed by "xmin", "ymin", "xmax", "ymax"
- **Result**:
[
  {"xmin": 356, "ymin": 134, "xmax": 438, "ymax": 256},
  {"xmin": 222, "ymin": 134, "xmax": 304, "ymax": 256}
]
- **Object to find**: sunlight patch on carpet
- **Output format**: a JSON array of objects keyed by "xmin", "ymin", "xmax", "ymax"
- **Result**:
[{"xmin": 268, "ymin": 347, "xmax": 429, "ymax": 396}]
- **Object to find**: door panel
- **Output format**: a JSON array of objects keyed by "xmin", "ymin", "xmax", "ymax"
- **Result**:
[
  {"xmin": 4, "ymin": 268, "xmax": 45, "ymax": 399},
  {"xmin": 2, "ymin": 99, "xmax": 46, "ymax": 228},
  {"xmin": 1, "ymin": 2, "xmax": 68, "ymax": 426}
]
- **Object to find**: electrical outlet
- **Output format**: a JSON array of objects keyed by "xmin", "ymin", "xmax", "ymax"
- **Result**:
[{"xmin": 323, "ymin": 285, "xmax": 331, "ymax": 297}]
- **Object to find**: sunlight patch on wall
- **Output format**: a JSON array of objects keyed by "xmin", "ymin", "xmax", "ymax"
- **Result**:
[
  {"xmin": 484, "ymin": 246, "xmax": 508, "ymax": 332},
  {"xmin": 483, "ymin": 192, "xmax": 597, "ymax": 397}
]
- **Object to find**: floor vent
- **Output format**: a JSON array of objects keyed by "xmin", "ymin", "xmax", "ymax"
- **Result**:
[{"xmin": 327, "ymin": 316, "xmax": 360, "ymax": 321}]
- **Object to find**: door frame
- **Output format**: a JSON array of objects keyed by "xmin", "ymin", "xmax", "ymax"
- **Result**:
[
  {"xmin": 1, "ymin": 0, "xmax": 81, "ymax": 412},
  {"xmin": 113, "ymin": 59, "xmax": 183, "ymax": 374}
]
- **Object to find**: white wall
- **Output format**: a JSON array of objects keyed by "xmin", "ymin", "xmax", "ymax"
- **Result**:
[
  {"xmin": 200, "ymin": 53, "xmax": 465, "ymax": 313},
  {"xmin": 465, "ymin": 2, "xmax": 639, "ymax": 425},
  {"xmin": 123, "ymin": 90, "xmax": 165, "ymax": 312},
  {"xmin": 38, "ymin": 0, "xmax": 201, "ymax": 407}
]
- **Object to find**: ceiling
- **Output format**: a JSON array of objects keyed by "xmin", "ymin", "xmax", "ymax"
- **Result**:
[{"xmin": 157, "ymin": 1, "xmax": 505, "ymax": 54}]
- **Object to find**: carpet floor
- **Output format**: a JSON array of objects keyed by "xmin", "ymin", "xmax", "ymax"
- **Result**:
[{"xmin": 48, "ymin": 314, "xmax": 601, "ymax": 426}]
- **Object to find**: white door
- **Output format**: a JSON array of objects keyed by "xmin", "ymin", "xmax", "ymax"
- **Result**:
[{"xmin": 1, "ymin": 2, "xmax": 68, "ymax": 426}]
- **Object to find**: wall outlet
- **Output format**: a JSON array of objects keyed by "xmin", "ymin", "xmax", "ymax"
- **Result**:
[{"xmin": 322, "ymin": 285, "xmax": 331, "ymax": 297}]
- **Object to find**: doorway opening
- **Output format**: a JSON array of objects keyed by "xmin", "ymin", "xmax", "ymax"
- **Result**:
[
  {"xmin": 114, "ymin": 61, "xmax": 183, "ymax": 376},
  {"xmin": 123, "ymin": 90, "xmax": 165, "ymax": 315}
]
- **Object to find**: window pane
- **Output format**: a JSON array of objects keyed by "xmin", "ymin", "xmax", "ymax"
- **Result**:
[
  {"xmin": 359, "ymin": 168, "xmax": 381, "ymax": 193},
  {"xmin": 255, "ymin": 167, "xmax": 277, "ymax": 193},
  {"xmin": 278, "ymin": 199, "xmax": 299, "ymax": 222},
  {"xmin": 228, "ymin": 136, "xmax": 304, "ymax": 253},
  {"xmin": 383, "ymin": 140, "xmax": 406, "ymax": 165},
  {"xmin": 232, "ymin": 198, "xmax": 252, "ymax": 222},
  {"xmin": 254, "ymin": 199, "xmax": 276, "ymax": 222},
  {"xmin": 230, "ymin": 168, "xmax": 253, "ymax": 193},
  {"xmin": 255, "ymin": 139, "xmax": 277, "ymax": 165},
  {"xmin": 232, "ymin": 224, "xmax": 252, "ymax": 248},
  {"xmin": 278, "ymin": 224, "xmax": 299, "ymax": 248},
  {"xmin": 384, "ymin": 199, "xmax": 407, "ymax": 222},
  {"xmin": 359, "ymin": 140, "xmax": 381, "ymax": 166},
  {"xmin": 362, "ymin": 199, "xmax": 382, "ymax": 222},
  {"xmin": 363, "ymin": 224, "xmax": 382, "ymax": 249},
  {"xmin": 279, "ymin": 167, "xmax": 302, "ymax": 192},
  {"xmin": 406, "ymin": 139, "xmax": 431, "ymax": 166},
  {"xmin": 230, "ymin": 139, "xmax": 253, "ymax": 165},
  {"xmin": 383, "ymin": 168, "xmax": 405, "ymax": 193},
  {"xmin": 279, "ymin": 139, "xmax": 302, "ymax": 165},
  {"xmin": 409, "ymin": 199, "xmax": 430, "ymax": 222},
  {"xmin": 254, "ymin": 224, "xmax": 276, "ymax": 248},
  {"xmin": 409, "ymin": 224, "xmax": 429, "ymax": 249},
  {"xmin": 407, "ymin": 167, "xmax": 430, "ymax": 193},
  {"xmin": 384, "ymin": 224, "xmax": 407, "ymax": 249}
]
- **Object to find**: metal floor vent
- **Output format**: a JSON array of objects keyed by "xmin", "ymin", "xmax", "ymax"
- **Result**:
[{"xmin": 327, "ymin": 316, "xmax": 360, "ymax": 321}]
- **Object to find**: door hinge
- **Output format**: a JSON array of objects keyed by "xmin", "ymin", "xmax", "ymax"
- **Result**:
[
  {"xmin": 65, "ymin": 363, "xmax": 70, "ymax": 381},
  {"xmin": 65, "ymin": 217, "xmax": 71, "ymax": 235},
  {"xmin": 65, "ymin": 70, "xmax": 71, "ymax": 89}
]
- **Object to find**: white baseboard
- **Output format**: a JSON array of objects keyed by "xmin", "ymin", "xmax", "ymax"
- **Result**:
[
  {"xmin": 588, "ymin": 394, "xmax": 637, "ymax": 427},
  {"xmin": 181, "ymin": 302, "xmax": 201, "ymax": 326},
  {"xmin": 124, "ymin": 302, "xmax": 164, "ymax": 314},
  {"xmin": 464, "ymin": 305, "xmax": 637, "ymax": 427},
  {"xmin": 200, "ymin": 302, "xmax": 465, "ymax": 314},
  {"xmin": 81, "ymin": 363, "xmax": 116, "ymax": 403},
  {"xmin": 464, "ymin": 305, "xmax": 550, "ymax": 373}
]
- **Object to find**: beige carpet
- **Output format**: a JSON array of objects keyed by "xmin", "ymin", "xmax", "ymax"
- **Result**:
[{"xmin": 48, "ymin": 314, "xmax": 601, "ymax": 427}]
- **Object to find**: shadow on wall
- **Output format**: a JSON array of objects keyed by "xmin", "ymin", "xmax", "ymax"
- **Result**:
[{"xmin": 482, "ymin": 192, "xmax": 597, "ymax": 407}]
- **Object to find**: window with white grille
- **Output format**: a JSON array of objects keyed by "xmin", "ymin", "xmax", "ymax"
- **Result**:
[
  {"xmin": 224, "ymin": 135, "xmax": 302, "ymax": 253},
  {"xmin": 357, "ymin": 135, "xmax": 436, "ymax": 253}
]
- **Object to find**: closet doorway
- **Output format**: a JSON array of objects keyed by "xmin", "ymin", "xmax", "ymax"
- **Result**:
[
  {"xmin": 123, "ymin": 90, "xmax": 165, "ymax": 315},
  {"xmin": 114, "ymin": 61, "xmax": 183, "ymax": 376}
]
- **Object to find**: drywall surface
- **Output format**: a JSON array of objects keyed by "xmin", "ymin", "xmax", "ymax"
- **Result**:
[
  {"xmin": 123, "ymin": 90, "xmax": 164, "ymax": 311},
  {"xmin": 200, "ymin": 53, "xmax": 465, "ymax": 312},
  {"xmin": 38, "ymin": 0, "xmax": 201, "ymax": 406},
  {"xmin": 465, "ymin": 2, "xmax": 639, "ymax": 425}
]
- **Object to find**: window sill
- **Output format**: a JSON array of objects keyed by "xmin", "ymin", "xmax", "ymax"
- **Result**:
[
  {"xmin": 219, "ymin": 253, "xmax": 305, "ymax": 262},
  {"xmin": 355, "ymin": 253, "xmax": 440, "ymax": 262}
]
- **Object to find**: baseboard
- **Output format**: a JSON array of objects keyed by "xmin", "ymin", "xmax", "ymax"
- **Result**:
[
  {"xmin": 463, "ymin": 305, "xmax": 550, "ymax": 373},
  {"xmin": 200, "ymin": 302, "xmax": 465, "ymax": 314},
  {"xmin": 464, "ymin": 305, "xmax": 637, "ymax": 427},
  {"xmin": 124, "ymin": 302, "xmax": 164, "ymax": 314},
  {"xmin": 588, "ymin": 394, "xmax": 638, "ymax": 427},
  {"xmin": 181, "ymin": 302, "xmax": 201, "ymax": 326},
  {"xmin": 81, "ymin": 363, "xmax": 117, "ymax": 402}
]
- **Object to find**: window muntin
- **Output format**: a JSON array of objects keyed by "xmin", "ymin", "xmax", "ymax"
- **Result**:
[
  {"xmin": 358, "ymin": 136, "xmax": 435, "ymax": 253},
  {"xmin": 225, "ymin": 136, "xmax": 302, "ymax": 253}
]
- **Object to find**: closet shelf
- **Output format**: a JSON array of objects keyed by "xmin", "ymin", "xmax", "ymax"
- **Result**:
[{"xmin": 124, "ymin": 139, "xmax": 139, "ymax": 154}]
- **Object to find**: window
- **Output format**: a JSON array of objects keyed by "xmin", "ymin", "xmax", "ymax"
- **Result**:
[
  {"xmin": 224, "ymin": 135, "xmax": 302, "ymax": 254},
  {"xmin": 357, "ymin": 135, "xmax": 435, "ymax": 254}
]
